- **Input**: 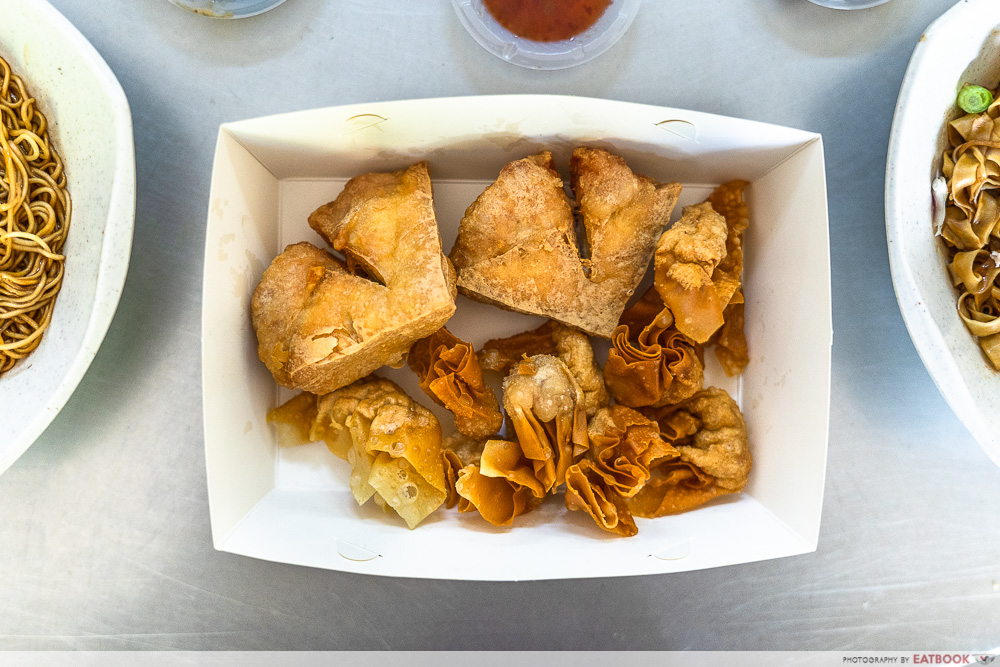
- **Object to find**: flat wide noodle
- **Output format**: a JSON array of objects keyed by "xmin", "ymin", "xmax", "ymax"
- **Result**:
[
  {"xmin": 604, "ymin": 287, "xmax": 704, "ymax": 408},
  {"xmin": 503, "ymin": 354, "xmax": 589, "ymax": 493},
  {"xmin": 633, "ymin": 387, "xmax": 751, "ymax": 517},
  {"xmin": 587, "ymin": 406, "xmax": 679, "ymax": 498},
  {"xmin": 320, "ymin": 377, "xmax": 448, "ymax": 529},
  {"xmin": 940, "ymin": 98, "xmax": 1000, "ymax": 369},
  {"xmin": 564, "ymin": 459, "xmax": 638, "ymax": 537},
  {"xmin": 408, "ymin": 327, "xmax": 503, "ymax": 439}
]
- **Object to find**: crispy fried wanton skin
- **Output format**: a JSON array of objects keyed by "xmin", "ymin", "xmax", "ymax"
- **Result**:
[
  {"xmin": 503, "ymin": 354, "xmax": 589, "ymax": 493},
  {"xmin": 632, "ymin": 387, "xmax": 751, "ymax": 518},
  {"xmin": 450, "ymin": 149, "xmax": 681, "ymax": 337},
  {"xmin": 479, "ymin": 320, "xmax": 609, "ymax": 416},
  {"xmin": 587, "ymin": 406, "xmax": 679, "ymax": 498},
  {"xmin": 454, "ymin": 439, "xmax": 546, "ymax": 526},
  {"xmin": 266, "ymin": 391, "xmax": 321, "ymax": 447},
  {"xmin": 605, "ymin": 287, "xmax": 704, "ymax": 409},
  {"xmin": 409, "ymin": 328, "xmax": 503, "ymax": 439},
  {"xmin": 441, "ymin": 433, "xmax": 487, "ymax": 510},
  {"xmin": 252, "ymin": 162, "xmax": 456, "ymax": 395},
  {"xmin": 654, "ymin": 202, "xmax": 730, "ymax": 343},
  {"xmin": 478, "ymin": 320, "xmax": 561, "ymax": 374},
  {"xmin": 320, "ymin": 377, "xmax": 448, "ymax": 529},
  {"xmin": 565, "ymin": 460, "xmax": 638, "ymax": 537},
  {"xmin": 706, "ymin": 181, "xmax": 751, "ymax": 375}
]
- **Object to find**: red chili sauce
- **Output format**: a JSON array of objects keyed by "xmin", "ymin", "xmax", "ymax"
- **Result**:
[{"xmin": 483, "ymin": 0, "xmax": 612, "ymax": 43}]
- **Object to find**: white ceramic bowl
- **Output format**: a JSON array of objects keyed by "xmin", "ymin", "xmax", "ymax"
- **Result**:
[
  {"xmin": 886, "ymin": 0, "xmax": 1000, "ymax": 467},
  {"xmin": 0, "ymin": 0, "xmax": 135, "ymax": 474}
]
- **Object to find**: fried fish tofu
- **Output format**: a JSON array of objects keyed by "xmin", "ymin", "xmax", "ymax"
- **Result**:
[
  {"xmin": 251, "ymin": 162, "xmax": 456, "ymax": 394},
  {"xmin": 450, "ymin": 148, "xmax": 681, "ymax": 338}
]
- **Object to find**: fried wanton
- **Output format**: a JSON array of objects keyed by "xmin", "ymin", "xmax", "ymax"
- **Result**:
[
  {"xmin": 604, "ymin": 287, "xmax": 704, "ymax": 408},
  {"xmin": 266, "ymin": 390, "xmax": 352, "ymax": 459},
  {"xmin": 450, "ymin": 149, "xmax": 681, "ymax": 337},
  {"xmin": 442, "ymin": 432, "xmax": 487, "ymax": 510},
  {"xmin": 479, "ymin": 320, "xmax": 608, "ymax": 416},
  {"xmin": 478, "ymin": 320, "xmax": 560, "ymax": 375},
  {"xmin": 564, "ymin": 460, "xmax": 638, "ymax": 537},
  {"xmin": 653, "ymin": 202, "xmax": 730, "ymax": 343},
  {"xmin": 710, "ymin": 302, "xmax": 749, "ymax": 377},
  {"xmin": 503, "ymin": 354, "xmax": 589, "ymax": 493},
  {"xmin": 631, "ymin": 387, "xmax": 751, "ymax": 518},
  {"xmin": 409, "ymin": 328, "xmax": 503, "ymax": 439},
  {"xmin": 320, "ymin": 377, "xmax": 448, "ymax": 529},
  {"xmin": 587, "ymin": 406, "xmax": 679, "ymax": 498},
  {"xmin": 454, "ymin": 439, "xmax": 546, "ymax": 526},
  {"xmin": 252, "ymin": 162, "xmax": 456, "ymax": 395},
  {"xmin": 706, "ymin": 181, "xmax": 751, "ymax": 375}
]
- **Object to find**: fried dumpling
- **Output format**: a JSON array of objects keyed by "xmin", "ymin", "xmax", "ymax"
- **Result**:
[
  {"xmin": 502, "ymin": 354, "xmax": 589, "ymax": 493},
  {"xmin": 631, "ymin": 387, "xmax": 751, "ymax": 518},
  {"xmin": 450, "ymin": 148, "xmax": 681, "ymax": 337},
  {"xmin": 604, "ymin": 286, "xmax": 704, "ymax": 409},
  {"xmin": 408, "ymin": 328, "xmax": 503, "ymax": 439},
  {"xmin": 479, "ymin": 320, "xmax": 608, "ymax": 416},
  {"xmin": 705, "ymin": 181, "xmax": 751, "ymax": 375},
  {"xmin": 320, "ymin": 377, "xmax": 448, "ymax": 529},
  {"xmin": 252, "ymin": 162, "xmax": 456, "ymax": 394},
  {"xmin": 564, "ymin": 460, "xmax": 638, "ymax": 537},
  {"xmin": 653, "ymin": 202, "xmax": 731, "ymax": 343},
  {"xmin": 454, "ymin": 439, "xmax": 546, "ymax": 526},
  {"xmin": 587, "ymin": 405, "xmax": 679, "ymax": 499}
]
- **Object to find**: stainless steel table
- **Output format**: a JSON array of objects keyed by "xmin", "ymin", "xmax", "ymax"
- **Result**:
[{"xmin": 2, "ymin": 0, "xmax": 998, "ymax": 651}]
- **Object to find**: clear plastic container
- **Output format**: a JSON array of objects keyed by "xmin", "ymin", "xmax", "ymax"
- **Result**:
[
  {"xmin": 451, "ymin": 0, "xmax": 641, "ymax": 70},
  {"xmin": 167, "ymin": 0, "xmax": 287, "ymax": 19},
  {"xmin": 805, "ymin": 0, "xmax": 892, "ymax": 8}
]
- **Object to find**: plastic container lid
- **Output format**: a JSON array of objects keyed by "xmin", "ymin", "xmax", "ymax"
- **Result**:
[
  {"xmin": 167, "ymin": 0, "xmax": 287, "ymax": 19},
  {"xmin": 451, "ymin": 0, "xmax": 641, "ymax": 70}
]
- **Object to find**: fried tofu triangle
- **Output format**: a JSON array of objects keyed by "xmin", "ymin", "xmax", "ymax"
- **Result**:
[
  {"xmin": 252, "ymin": 162, "xmax": 456, "ymax": 395},
  {"xmin": 632, "ymin": 387, "xmax": 751, "ymax": 518},
  {"xmin": 322, "ymin": 377, "xmax": 449, "ymax": 529},
  {"xmin": 450, "ymin": 148, "xmax": 681, "ymax": 337},
  {"xmin": 409, "ymin": 328, "xmax": 503, "ymax": 439}
]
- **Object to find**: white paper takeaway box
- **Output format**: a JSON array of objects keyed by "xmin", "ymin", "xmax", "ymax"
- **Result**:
[{"xmin": 202, "ymin": 95, "xmax": 830, "ymax": 580}]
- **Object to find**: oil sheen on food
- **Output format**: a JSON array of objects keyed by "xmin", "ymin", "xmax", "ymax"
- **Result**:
[{"xmin": 483, "ymin": 0, "xmax": 611, "ymax": 42}]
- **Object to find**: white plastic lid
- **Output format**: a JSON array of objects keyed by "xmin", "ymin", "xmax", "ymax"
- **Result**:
[{"xmin": 451, "ymin": 0, "xmax": 641, "ymax": 70}]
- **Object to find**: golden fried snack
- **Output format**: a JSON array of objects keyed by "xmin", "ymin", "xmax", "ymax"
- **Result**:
[
  {"xmin": 408, "ymin": 328, "xmax": 503, "ymax": 439},
  {"xmin": 503, "ymin": 354, "xmax": 589, "ymax": 493},
  {"xmin": 252, "ymin": 162, "xmax": 456, "ymax": 395},
  {"xmin": 587, "ymin": 406, "xmax": 679, "ymax": 498},
  {"xmin": 564, "ymin": 460, "xmax": 638, "ymax": 537},
  {"xmin": 441, "ymin": 432, "xmax": 487, "ymax": 510},
  {"xmin": 478, "ymin": 320, "xmax": 561, "ymax": 374},
  {"xmin": 319, "ymin": 377, "xmax": 448, "ymax": 529},
  {"xmin": 604, "ymin": 286, "xmax": 704, "ymax": 409},
  {"xmin": 454, "ymin": 439, "xmax": 546, "ymax": 526},
  {"xmin": 478, "ymin": 320, "xmax": 608, "ymax": 416},
  {"xmin": 450, "ymin": 149, "xmax": 681, "ymax": 337},
  {"xmin": 266, "ymin": 391, "xmax": 321, "ymax": 447},
  {"xmin": 631, "ymin": 387, "xmax": 751, "ymax": 518},
  {"xmin": 653, "ymin": 202, "xmax": 731, "ymax": 343},
  {"xmin": 706, "ymin": 181, "xmax": 751, "ymax": 375}
]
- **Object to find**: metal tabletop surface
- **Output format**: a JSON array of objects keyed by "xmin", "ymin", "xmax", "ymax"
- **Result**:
[{"xmin": 1, "ymin": 0, "xmax": 998, "ymax": 651}]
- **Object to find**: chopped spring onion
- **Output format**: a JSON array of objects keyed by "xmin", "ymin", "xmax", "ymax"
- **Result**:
[{"xmin": 958, "ymin": 84, "xmax": 994, "ymax": 114}]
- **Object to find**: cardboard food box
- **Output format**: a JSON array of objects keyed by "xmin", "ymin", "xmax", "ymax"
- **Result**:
[{"xmin": 202, "ymin": 95, "xmax": 831, "ymax": 580}]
